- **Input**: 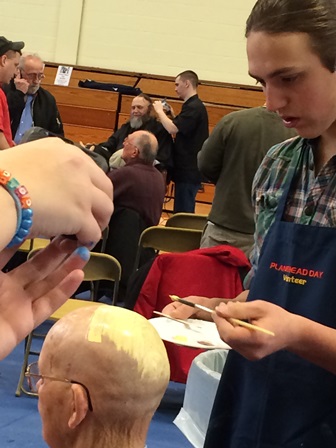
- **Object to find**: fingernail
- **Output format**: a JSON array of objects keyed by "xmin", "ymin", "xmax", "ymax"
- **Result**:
[{"xmin": 73, "ymin": 246, "xmax": 90, "ymax": 261}]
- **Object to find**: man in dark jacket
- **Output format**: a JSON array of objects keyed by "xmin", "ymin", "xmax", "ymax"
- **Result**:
[
  {"xmin": 105, "ymin": 130, "xmax": 166, "ymax": 298},
  {"xmin": 93, "ymin": 93, "xmax": 173, "ymax": 178},
  {"xmin": 108, "ymin": 130, "xmax": 165, "ymax": 227},
  {"xmin": 3, "ymin": 53, "xmax": 63, "ymax": 144},
  {"xmin": 198, "ymin": 106, "xmax": 297, "ymax": 256},
  {"xmin": 153, "ymin": 70, "xmax": 209, "ymax": 213}
]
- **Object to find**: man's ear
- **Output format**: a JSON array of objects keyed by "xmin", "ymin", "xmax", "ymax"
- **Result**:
[
  {"xmin": 131, "ymin": 146, "xmax": 139, "ymax": 159},
  {"xmin": 0, "ymin": 55, "xmax": 6, "ymax": 68},
  {"xmin": 68, "ymin": 384, "xmax": 89, "ymax": 429}
]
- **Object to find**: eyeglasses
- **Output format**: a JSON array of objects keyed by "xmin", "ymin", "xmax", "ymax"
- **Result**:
[
  {"xmin": 21, "ymin": 70, "xmax": 45, "ymax": 81},
  {"xmin": 25, "ymin": 362, "xmax": 93, "ymax": 411}
]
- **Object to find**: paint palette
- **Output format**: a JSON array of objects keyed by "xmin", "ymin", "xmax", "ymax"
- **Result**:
[{"xmin": 149, "ymin": 317, "xmax": 231, "ymax": 350}]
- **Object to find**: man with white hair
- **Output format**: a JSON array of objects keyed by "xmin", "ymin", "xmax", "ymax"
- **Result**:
[
  {"xmin": 25, "ymin": 305, "xmax": 170, "ymax": 448},
  {"xmin": 3, "ymin": 52, "xmax": 64, "ymax": 144},
  {"xmin": 94, "ymin": 93, "xmax": 173, "ymax": 177},
  {"xmin": 108, "ymin": 130, "xmax": 166, "ymax": 227}
]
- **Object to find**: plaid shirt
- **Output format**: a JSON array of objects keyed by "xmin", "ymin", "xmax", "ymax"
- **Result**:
[{"xmin": 245, "ymin": 136, "xmax": 336, "ymax": 288}]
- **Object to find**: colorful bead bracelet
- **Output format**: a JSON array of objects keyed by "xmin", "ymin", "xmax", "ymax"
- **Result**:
[{"xmin": 0, "ymin": 169, "xmax": 33, "ymax": 248}]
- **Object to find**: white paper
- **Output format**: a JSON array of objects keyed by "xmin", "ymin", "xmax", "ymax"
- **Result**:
[
  {"xmin": 54, "ymin": 65, "xmax": 73, "ymax": 86},
  {"xmin": 149, "ymin": 317, "xmax": 231, "ymax": 350}
]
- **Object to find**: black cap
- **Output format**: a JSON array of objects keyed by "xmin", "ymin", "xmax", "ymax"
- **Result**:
[{"xmin": 0, "ymin": 36, "xmax": 24, "ymax": 57}]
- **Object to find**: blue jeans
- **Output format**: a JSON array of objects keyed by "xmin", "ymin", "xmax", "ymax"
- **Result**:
[{"xmin": 173, "ymin": 182, "xmax": 201, "ymax": 213}]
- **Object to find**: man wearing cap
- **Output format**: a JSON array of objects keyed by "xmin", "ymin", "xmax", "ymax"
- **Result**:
[{"xmin": 0, "ymin": 36, "xmax": 24, "ymax": 149}]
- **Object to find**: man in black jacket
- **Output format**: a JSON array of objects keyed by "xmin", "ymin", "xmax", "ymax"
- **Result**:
[
  {"xmin": 92, "ymin": 93, "xmax": 173, "ymax": 178},
  {"xmin": 153, "ymin": 70, "xmax": 208, "ymax": 213},
  {"xmin": 3, "ymin": 53, "xmax": 63, "ymax": 144}
]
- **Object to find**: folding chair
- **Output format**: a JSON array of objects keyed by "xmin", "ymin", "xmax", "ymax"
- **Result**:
[
  {"xmin": 165, "ymin": 212, "xmax": 208, "ymax": 231},
  {"xmin": 15, "ymin": 299, "xmax": 104, "ymax": 397},
  {"xmin": 15, "ymin": 250, "xmax": 121, "ymax": 397},
  {"xmin": 19, "ymin": 227, "xmax": 108, "ymax": 254},
  {"xmin": 104, "ymin": 208, "xmax": 148, "ymax": 292},
  {"xmin": 27, "ymin": 247, "xmax": 122, "ymax": 305},
  {"xmin": 11, "ymin": 229, "xmax": 108, "ymax": 272},
  {"xmin": 133, "ymin": 226, "xmax": 202, "ymax": 272},
  {"xmin": 133, "ymin": 245, "xmax": 251, "ymax": 383},
  {"xmin": 3, "ymin": 238, "xmax": 50, "ymax": 273},
  {"xmin": 83, "ymin": 251, "xmax": 121, "ymax": 304},
  {"xmin": 18, "ymin": 237, "xmax": 50, "ymax": 253}
]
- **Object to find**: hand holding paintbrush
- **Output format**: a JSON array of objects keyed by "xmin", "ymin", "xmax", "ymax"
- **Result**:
[{"xmin": 169, "ymin": 295, "xmax": 275, "ymax": 336}]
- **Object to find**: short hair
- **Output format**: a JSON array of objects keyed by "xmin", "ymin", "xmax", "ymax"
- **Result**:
[
  {"xmin": 245, "ymin": 0, "xmax": 336, "ymax": 72},
  {"xmin": 176, "ymin": 70, "xmax": 199, "ymax": 88},
  {"xmin": 6, "ymin": 49, "xmax": 22, "ymax": 59},
  {"xmin": 19, "ymin": 52, "xmax": 44, "ymax": 71},
  {"xmin": 135, "ymin": 131, "xmax": 158, "ymax": 163}
]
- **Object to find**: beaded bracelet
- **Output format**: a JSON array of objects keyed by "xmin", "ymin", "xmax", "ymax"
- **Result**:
[{"xmin": 0, "ymin": 169, "xmax": 33, "ymax": 248}]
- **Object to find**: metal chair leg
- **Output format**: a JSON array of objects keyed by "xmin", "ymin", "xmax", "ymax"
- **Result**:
[{"xmin": 15, "ymin": 333, "xmax": 33, "ymax": 397}]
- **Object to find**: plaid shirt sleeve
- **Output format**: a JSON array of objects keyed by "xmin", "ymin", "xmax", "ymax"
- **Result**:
[{"xmin": 244, "ymin": 136, "xmax": 302, "ymax": 289}]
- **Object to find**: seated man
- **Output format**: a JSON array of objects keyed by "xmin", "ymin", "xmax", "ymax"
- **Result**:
[
  {"xmin": 3, "ymin": 53, "xmax": 64, "ymax": 144},
  {"xmin": 102, "ymin": 130, "xmax": 166, "ymax": 299},
  {"xmin": 108, "ymin": 130, "xmax": 165, "ymax": 227},
  {"xmin": 27, "ymin": 305, "xmax": 170, "ymax": 448},
  {"xmin": 93, "ymin": 93, "xmax": 173, "ymax": 177}
]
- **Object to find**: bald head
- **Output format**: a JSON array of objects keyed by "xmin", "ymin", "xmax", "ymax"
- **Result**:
[
  {"xmin": 133, "ymin": 130, "xmax": 158, "ymax": 163},
  {"xmin": 122, "ymin": 130, "xmax": 158, "ymax": 164},
  {"xmin": 38, "ymin": 305, "xmax": 170, "ymax": 448}
]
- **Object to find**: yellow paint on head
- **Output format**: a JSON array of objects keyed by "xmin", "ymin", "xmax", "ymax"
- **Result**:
[{"xmin": 87, "ymin": 305, "xmax": 169, "ymax": 382}]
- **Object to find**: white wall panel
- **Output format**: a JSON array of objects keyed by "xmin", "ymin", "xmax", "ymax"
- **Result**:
[
  {"xmin": 4, "ymin": 0, "xmax": 258, "ymax": 85},
  {"xmin": 77, "ymin": 0, "xmax": 258, "ymax": 84},
  {"xmin": 1, "ymin": 0, "xmax": 62, "ymax": 61}
]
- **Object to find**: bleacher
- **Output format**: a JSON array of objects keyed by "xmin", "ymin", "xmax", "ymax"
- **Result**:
[
  {"xmin": 42, "ymin": 64, "xmax": 265, "ymax": 207},
  {"xmin": 43, "ymin": 63, "xmax": 264, "ymax": 140}
]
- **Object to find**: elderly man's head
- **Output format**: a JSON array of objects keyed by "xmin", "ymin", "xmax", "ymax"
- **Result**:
[
  {"xmin": 19, "ymin": 53, "xmax": 45, "ymax": 94},
  {"xmin": 37, "ymin": 305, "xmax": 170, "ymax": 448},
  {"xmin": 129, "ymin": 94, "xmax": 153, "ymax": 129},
  {"xmin": 121, "ymin": 130, "xmax": 158, "ymax": 164}
]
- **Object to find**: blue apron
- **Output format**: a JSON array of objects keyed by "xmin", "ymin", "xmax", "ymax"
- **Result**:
[{"xmin": 205, "ymin": 145, "xmax": 336, "ymax": 448}]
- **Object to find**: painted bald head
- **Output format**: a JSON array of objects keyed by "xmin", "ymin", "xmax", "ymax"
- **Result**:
[{"xmin": 38, "ymin": 305, "xmax": 170, "ymax": 448}]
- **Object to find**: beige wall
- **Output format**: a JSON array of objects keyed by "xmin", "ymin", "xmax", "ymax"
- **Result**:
[{"xmin": 7, "ymin": 0, "xmax": 257, "ymax": 85}]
